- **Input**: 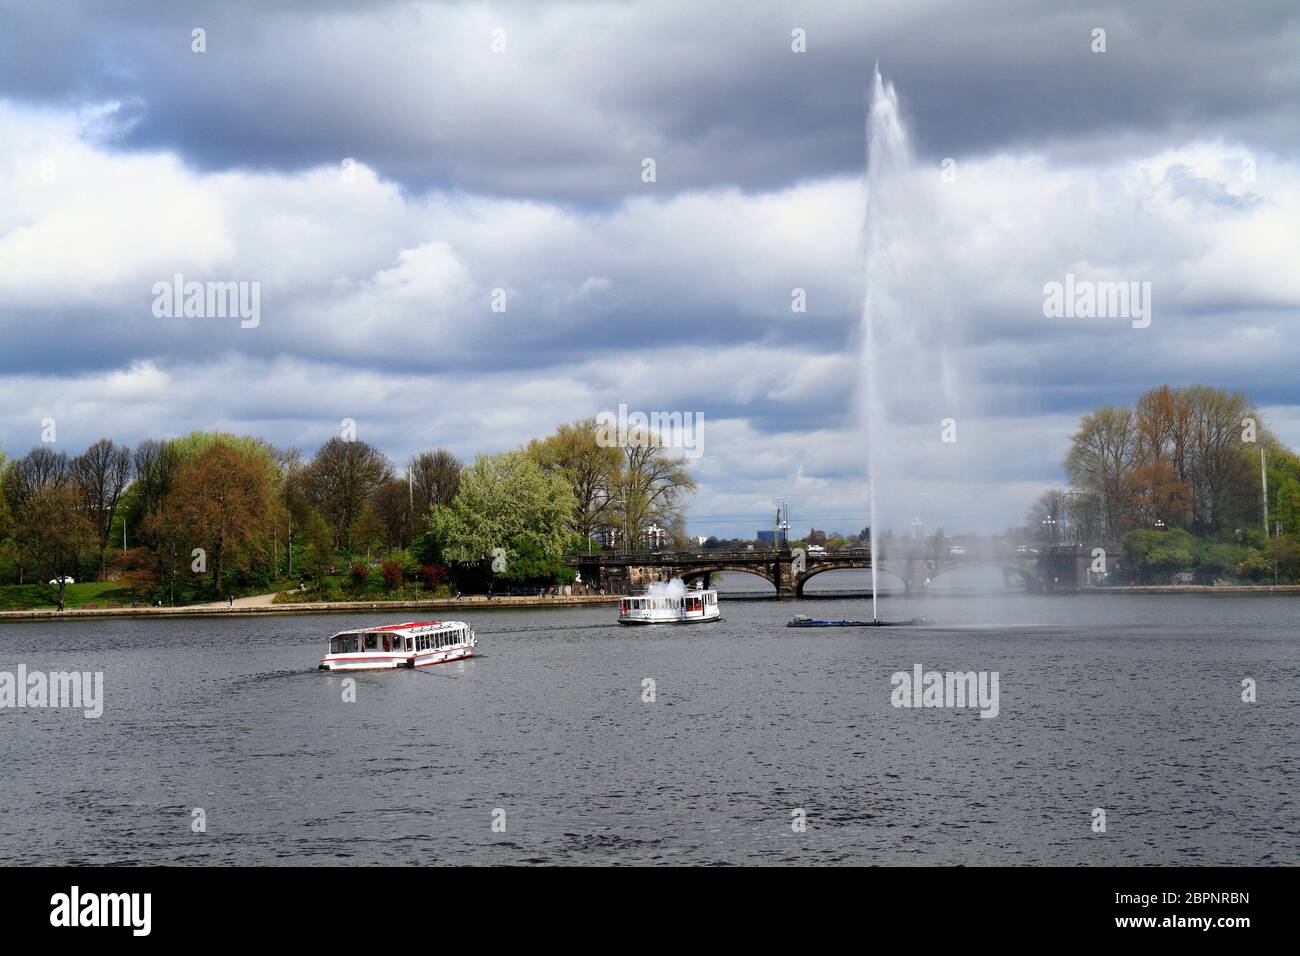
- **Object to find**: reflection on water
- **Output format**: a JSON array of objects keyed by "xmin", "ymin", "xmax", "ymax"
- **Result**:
[{"xmin": 0, "ymin": 593, "xmax": 1295, "ymax": 865}]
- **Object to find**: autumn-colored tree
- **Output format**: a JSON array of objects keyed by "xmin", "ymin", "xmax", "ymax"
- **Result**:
[
  {"xmin": 15, "ymin": 483, "xmax": 94, "ymax": 605},
  {"xmin": 147, "ymin": 444, "xmax": 273, "ymax": 595}
]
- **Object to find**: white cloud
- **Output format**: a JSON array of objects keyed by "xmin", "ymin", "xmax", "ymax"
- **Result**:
[{"xmin": 2, "ymin": 95, "xmax": 1299, "ymax": 535}]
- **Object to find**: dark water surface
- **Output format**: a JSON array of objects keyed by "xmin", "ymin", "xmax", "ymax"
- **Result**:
[{"xmin": 1, "ymin": 592, "xmax": 1296, "ymax": 865}]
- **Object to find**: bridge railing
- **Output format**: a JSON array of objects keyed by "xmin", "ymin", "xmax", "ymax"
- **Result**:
[
  {"xmin": 563, "ymin": 548, "xmax": 795, "ymax": 565},
  {"xmin": 561, "ymin": 545, "xmax": 1091, "ymax": 565}
]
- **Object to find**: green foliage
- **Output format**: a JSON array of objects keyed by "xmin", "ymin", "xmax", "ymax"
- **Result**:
[
  {"xmin": 1191, "ymin": 538, "xmax": 1246, "ymax": 579},
  {"xmin": 499, "ymin": 537, "xmax": 572, "ymax": 584},
  {"xmin": 296, "ymin": 509, "xmax": 335, "ymax": 583},
  {"xmin": 427, "ymin": 451, "xmax": 575, "ymax": 568},
  {"xmin": 1234, "ymin": 549, "xmax": 1271, "ymax": 581},
  {"xmin": 1275, "ymin": 474, "xmax": 1300, "ymax": 536},
  {"xmin": 1121, "ymin": 528, "xmax": 1195, "ymax": 583},
  {"xmin": 410, "ymin": 532, "xmax": 438, "ymax": 566},
  {"xmin": 1265, "ymin": 534, "xmax": 1300, "ymax": 579}
]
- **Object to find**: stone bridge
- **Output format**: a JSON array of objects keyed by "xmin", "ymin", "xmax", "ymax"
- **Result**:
[{"xmin": 565, "ymin": 546, "xmax": 1101, "ymax": 598}]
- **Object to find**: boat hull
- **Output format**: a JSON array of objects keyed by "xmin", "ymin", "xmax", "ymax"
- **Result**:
[
  {"xmin": 319, "ymin": 647, "xmax": 475, "ymax": 671},
  {"xmin": 617, "ymin": 612, "xmax": 722, "ymax": 626}
]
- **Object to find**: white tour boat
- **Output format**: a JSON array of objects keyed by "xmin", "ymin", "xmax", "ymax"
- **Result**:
[
  {"xmin": 319, "ymin": 620, "xmax": 476, "ymax": 671},
  {"xmin": 617, "ymin": 587, "xmax": 721, "ymax": 625}
]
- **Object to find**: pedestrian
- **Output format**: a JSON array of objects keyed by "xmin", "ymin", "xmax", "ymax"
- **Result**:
[{"xmin": 228, "ymin": 594, "xmax": 234, "ymax": 608}]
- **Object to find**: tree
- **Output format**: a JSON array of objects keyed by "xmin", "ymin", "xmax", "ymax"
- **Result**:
[
  {"xmin": 614, "ymin": 429, "xmax": 696, "ymax": 549},
  {"xmin": 1026, "ymin": 489, "xmax": 1069, "ymax": 544},
  {"xmin": 1266, "ymin": 534, "xmax": 1300, "ymax": 581},
  {"xmin": 1234, "ymin": 549, "xmax": 1271, "ymax": 581},
  {"xmin": 296, "ymin": 509, "xmax": 335, "ymax": 585},
  {"xmin": 301, "ymin": 438, "xmax": 392, "ymax": 550},
  {"xmin": 427, "ymin": 451, "xmax": 575, "ymax": 568},
  {"xmin": 371, "ymin": 478, "xmax": 412, "ymax": 549},
  {"xmin": 4, "ymin": 446, "xmax": 70, "ymax": 510},
  {"xmin": 1121, "ymin": 528, "xmax": 1194, "ymax": 584},
  {"xmin": 128, "ymin": 439, "xmax": 180, "ymax": 547},
  {"xmin": 409, "ymin": 449, "xmax": 462, "ymax": 514},
  {"xmin": 1183, "ymin": 386, "xmax": 1255, "ymax": 534},
  {"xmin": 1274, "ymin": 474, "xmax": 1300, "ymax": 535},
  {"xmin": 350, "ymin": 505, "xmax": 386, "ymax": 559},
  {"xmin": 148, "ymin": 445, "xmax": 273, "ymax": 595},
  {"xmin": 70, "ymin": 438, "xmax": 133, "ymax": 580},
  {"xmin": 526, "ymin": 419, "xmax": 622, "ymax": 541},
  {"xmin": 1065, "ymin": 406, "xmax": 1137, "ymax": 540},
  {"xmin": 15, "ymin": 484, "xmax": 94, "ymax": 605}
]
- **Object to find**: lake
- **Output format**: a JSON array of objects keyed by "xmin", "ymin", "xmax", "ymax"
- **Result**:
[{"xmin": 1, "ymin": 588, "xmax": 1295, "ymax": 865}]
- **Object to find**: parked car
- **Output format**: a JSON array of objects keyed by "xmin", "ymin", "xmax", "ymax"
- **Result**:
[{"xmin": 48, "ymin": 576, "xmax": 75, "ymax": 585}]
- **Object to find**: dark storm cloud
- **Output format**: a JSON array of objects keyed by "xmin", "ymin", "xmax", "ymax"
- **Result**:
[
  {"xmin": 2, "ymin": 1, "xmax": 1299, "ymax": 201},
  {"xmin": 3, "ymin": 0, "xmax": 1300, "ymax": 534}
]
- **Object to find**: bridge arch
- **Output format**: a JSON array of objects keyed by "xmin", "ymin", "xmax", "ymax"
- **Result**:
[
  {"xmin": 680, "ymin": 564, "xmax": 777, "ymax": 590},
  {"xmin": 925, "ymin": 561, "xmax": 1034, "ymax": 589},
  {"xmin": 794, "ymin": 562, "xmax": 912, "ymax": 597}
]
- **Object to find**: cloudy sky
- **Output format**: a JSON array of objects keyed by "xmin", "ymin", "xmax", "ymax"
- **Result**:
[{"xmin": 2, "ymin": 0, "xmax": 1299, "ymax": 537}]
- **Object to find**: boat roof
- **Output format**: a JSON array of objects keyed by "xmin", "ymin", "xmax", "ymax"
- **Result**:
[
  {"xmin": 328, "ymin": 620, "xmax": 466, "ymax": 638},
  {"xmin": 623, "ymin": 588, "xmax": 715, "ymax": 597}
]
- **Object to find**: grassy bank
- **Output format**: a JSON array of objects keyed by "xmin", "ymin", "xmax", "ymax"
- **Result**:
[
  {"xmin": 0, "ymin": 592, "xmax": 619, "ymax": 623},
  {"xmin": 0, "ymin": 581, "xmax": 137, "ymax": 610}
]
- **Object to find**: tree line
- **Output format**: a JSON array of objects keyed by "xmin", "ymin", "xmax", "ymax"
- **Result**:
[
  {"xmin": 1026, "ymin": 384, "xmax": 1300, "ymax": 582},
  {"xmin": 0, "ymin": 416, "xmax": 695, "ymax": 605}
]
